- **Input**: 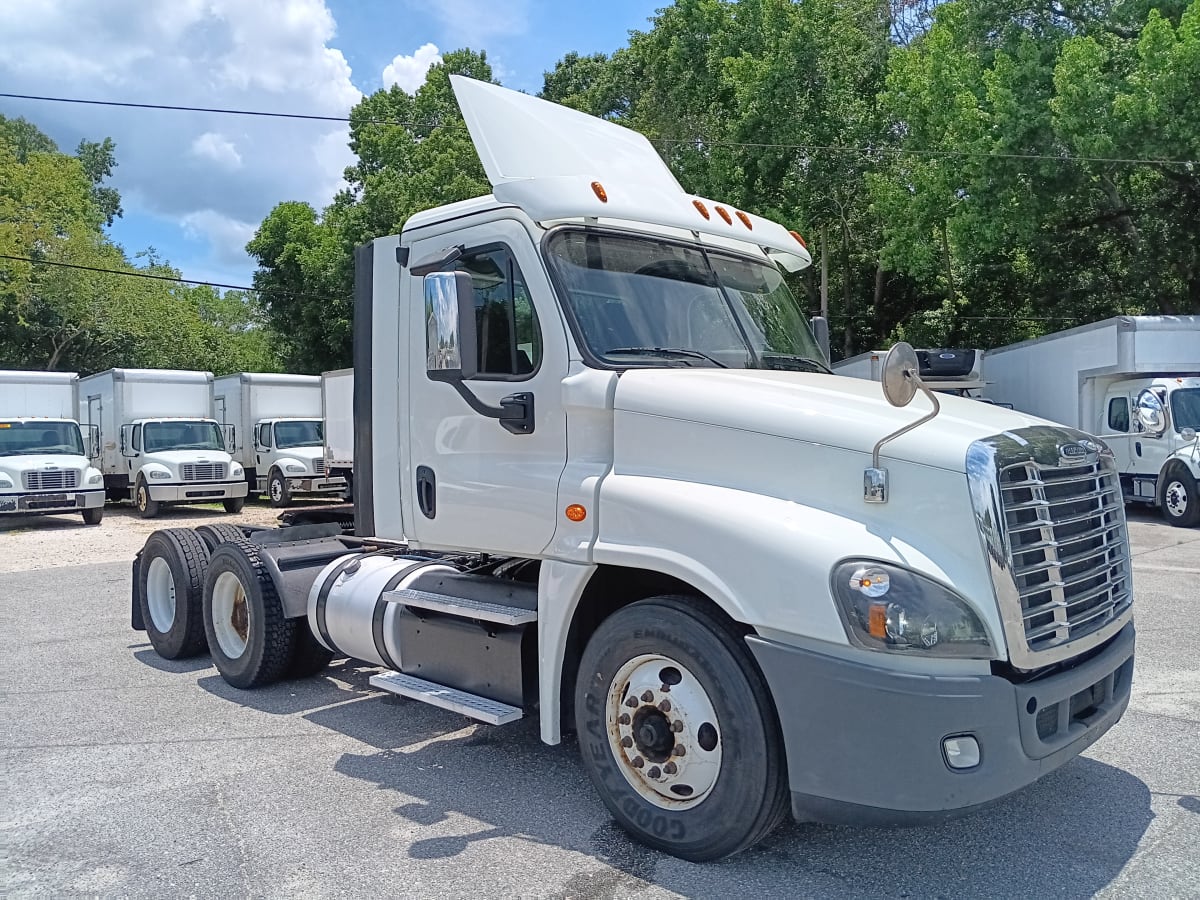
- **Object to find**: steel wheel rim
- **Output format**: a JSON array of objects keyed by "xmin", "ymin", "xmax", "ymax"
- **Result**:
[
  {"xmin": 1165, "ymin": 480, "xmax": 1188, "ymax": 517},
  {"xmin": 605, "ymin": 653, "xmax": 723, "ymax": 810},
  {"xmin": 270, "ymin": 477, "xmax": 283, "ymax": 502},
  {"xmin": 146, "ymin": 556, "xmax": 176, "ymax": 633},
  {"xmin": 211, "ymin": 571, "xmax": 250, "ymax": 659},
  {"xmin": 137, "ymin": 485, "xmax": 148, "ymax": 511}
]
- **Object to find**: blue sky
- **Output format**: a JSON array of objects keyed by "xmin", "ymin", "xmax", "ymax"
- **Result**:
[{"xmin": 0, "ymin": 0, "xmax": 661, "ymax": 290}]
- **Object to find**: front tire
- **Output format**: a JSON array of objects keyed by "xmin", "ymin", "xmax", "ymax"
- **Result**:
[
  {"xmin": 135, "ymin": 477, "xmax": 161, "ymax": 518},
  {"xmin": 1162, "ymin": 468, "xmax": 1200, "ymax": 527},
  {"xmin": 81, "ymin": 506, "xmax": 103, "ymax": 526},
  {"xmin": 574, "ymin": 596, "xmax": 789, "ymax": 861},
  {"xmin": 138, "ymin": 528, "xmax": 210, "ymax": 658},
  {"xmin": 223, "ymin": 496, "xmax": 245, "ymax": 514},
  {"xmin": 203, "ymin": 539, "xmax": 296, "ymax": 688},
  {"xmin": 268, "ymin": 469, "xmax": 291, "ymax": 508}
]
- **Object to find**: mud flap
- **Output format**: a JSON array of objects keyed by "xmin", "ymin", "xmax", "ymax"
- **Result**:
[{"xmin": 131, "ymin": 552, "xmax": 145, "ymax": 631}]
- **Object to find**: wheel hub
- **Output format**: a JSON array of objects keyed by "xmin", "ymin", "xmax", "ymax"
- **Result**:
[{"xmin": 1166, "ymin": 480, "xmax": 1188, "ymax": 515}]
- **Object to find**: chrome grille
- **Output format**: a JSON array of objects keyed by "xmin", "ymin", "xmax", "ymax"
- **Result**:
[
  {"xmin": 999, "ymin": 459, "xmax": 1131, "ymax": 651},
  {"xmin": 313, "ymin": 458, "xmax": 326, "ymax": 476},
  {"xmin": 24, "ymin": 469, "xmax": 80, "ymax": 491},
  {"xmin": 181, "ymin": 462, "xmax": 227, "ymax": 482}
]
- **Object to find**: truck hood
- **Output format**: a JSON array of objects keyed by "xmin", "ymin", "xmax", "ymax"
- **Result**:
[
  {"xmin": 0, "ymin": 453, "xmax": 89, "ymax": 479},
  {"xmin": 144, "ymin": 450, "xmax": 233, "ymax": 466},
  {"xmin": 613, "ymin": 369, "xmax": 1054, "ymax": 473}
]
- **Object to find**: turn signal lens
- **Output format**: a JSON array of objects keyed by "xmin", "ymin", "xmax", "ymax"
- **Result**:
[
  {"xmin": 715, "ymin": 206, "xmax": 733, "ymax": 225},
  {"xmin": 789, "ymin": 230, "xmax": 807, "ymax": 249},
  {"xmin": 868, "ymin": 603, "xmax": 887, "ymax": 638},
  {"xmin": 850, "ymin": 567, "xmax": 891, "ymax": 598},
  {"xmin": 736, "ymin": 211, "xmax": 753, "ymax": 230},
  {"xmin": 565, "ymin": 504, "xmax": 587, "ymax": 522},
  {"xmin": 591, "ymin": 181, "xmax": 608, "ymax": 203},
  {"xmin": 692, "ymin": 199, "xmax": 710, "ymax": 219}
]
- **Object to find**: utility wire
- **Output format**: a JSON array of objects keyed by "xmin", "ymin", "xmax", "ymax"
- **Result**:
[{"xmin": 2, "ymin": 91, "xmax": 1196, "ymax": 167}]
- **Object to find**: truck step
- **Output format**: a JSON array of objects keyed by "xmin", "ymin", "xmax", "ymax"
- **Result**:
[
  {"xmin": 383, "ymin": 588, "xmax": 538, "ymax": 626},
  {"xmin": 369, "ymin": 672, "xmax": 523, "ymax": 725}
]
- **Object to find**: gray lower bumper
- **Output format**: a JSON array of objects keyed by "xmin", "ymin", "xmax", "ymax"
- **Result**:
[
  {"xmin": 747, "ymin": 623, "xmax": 1135, "ymax": 825},
  {"xmin": 147, "ymin": 480, "xmax": 248, "ymax": 501},
  {"xmin": 0, "ymin": 489, "xmax": 105, "ymax": 514}
]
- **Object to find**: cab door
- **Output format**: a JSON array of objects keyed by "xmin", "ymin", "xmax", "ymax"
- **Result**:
[
  {"xmin": 1102, "ymin": 390, "xmax": 1134, "ymax": 473},
  {"xmin": 405, "ymin": 219, "xmax": 569, "ymax": 555}
]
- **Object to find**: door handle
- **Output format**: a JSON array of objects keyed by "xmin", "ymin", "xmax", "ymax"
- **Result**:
[
  {"xmin": 416, "ymin": 465, "xmax": 436, "ymax": 519},
  {"xmin": 1135, "ymin": 441, "xmax": 1142, "ymax": 457}
]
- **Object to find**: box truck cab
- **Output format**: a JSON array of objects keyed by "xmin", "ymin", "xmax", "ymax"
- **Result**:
[
  {"xmin": 79, "ymin": 369, "xmax": 247, "ymax": 518},
  {"xmin": 131, "ymin": 78, "xmax": 1136, "ymax": 861},
  {"xmin": 213, "ymin": 373, "xmax": 347, "ymax": 507},
  {"xmin": 0, "ymin": 370, "xmax": 105, "ymax": 525}
]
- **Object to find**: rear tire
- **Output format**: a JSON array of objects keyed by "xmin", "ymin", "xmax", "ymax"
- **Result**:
[
  {"xmin": 203, "ymin": 539, "xmax": 295, "ymax": 688},
  {"xmin": 574, "ymin": 596, "xmax": 789, "ymax": 861},
  {"xmin": 288, "ymin": 624, "xmax": 334, "ymax": 678},
  {"xmin": 1161, "ymin": 467, "xmax": 1199, "ymax": 527},
  {"xmin": 138, "ymin": 528, "xmax": 210, "ymax": 659},
  {"xmin": 81, "ymin": 506, "xmax": 103, "ymax": 526},
  {"xmin": 223, "ymin": 496, "xmax": 246, "ymax": 514},
  {"xmin": 268, "ymin": 469, "xmax": 291, "ymax": 508},
  {"xmin": 195, "ymin": 523, "xmax": 248, "ymax": 553},
  {"xmin": 135, "ymin": 477, "xmax": 161, "ymax": 518}
]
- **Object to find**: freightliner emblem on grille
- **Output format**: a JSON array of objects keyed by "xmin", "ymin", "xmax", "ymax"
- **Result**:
[{"xmin": 1057, "ymin": 441, "xmax": 1096, "ymax": 464}]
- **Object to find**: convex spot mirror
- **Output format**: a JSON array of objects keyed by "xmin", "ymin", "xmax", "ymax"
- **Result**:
[
  {"xmin": 425, "ymin": 271, "xmax": 478, "ymax": 381},
  {"xmin": 1135, "ymin": 389, "xmax": 1166, "ymax": 437},
  {"xmin": 882, "ymin": 341, "xmax": 922, "ymax": 408}
]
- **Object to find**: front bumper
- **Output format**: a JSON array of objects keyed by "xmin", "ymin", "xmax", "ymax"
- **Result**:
[
  {"xmin": 0, "ymin": 488, "xmax": 105, "ymax": 515},
  {"xmin": 289, "ymin": 476, "xmax": 347, "ymax": 493},
  {"xmin": 147, "ymin": 480, "xmax": 249, "ymax": 502},
  {"xmin": 747, "ymin": 622, "xmax": 1135, "ymax": 825}
]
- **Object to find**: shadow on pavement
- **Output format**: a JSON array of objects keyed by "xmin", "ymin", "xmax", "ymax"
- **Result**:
[{"xmin": 133, "ymin": 647, "xmax": 213, "ymax": 674}]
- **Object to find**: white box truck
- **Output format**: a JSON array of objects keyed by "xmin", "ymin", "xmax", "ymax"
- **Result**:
[
  {"xmin": 213, "ymin": 373, "xmax": 347, "ymax": 507},
  {"xmin": 984, "ymin": 316, "xmax": 1200, "ymax": 526},
  {"xmin": 0, "ymin": 370, "xmax": 105, "ymax": 525},
  {"xmin": 321, "ymin": 368, "xmax": 354, "ymax": 497},
  {"xmin": 834, "ymin": 348, "xmax": 1007, "ymax": 402},
  {"xmin": 130, "ymin": 78, "xmax": 1135, "ymax": 861},
  {"xmin": 79, "ymin": 369, "xmax": 248, "ymax": 518}
]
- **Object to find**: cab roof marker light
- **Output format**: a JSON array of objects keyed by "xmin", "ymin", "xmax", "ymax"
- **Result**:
[
  {"xmin": 591, "ymin": 181, "xmax": 608, "ymax": 203},
  {"xmin": 789, "ymin": 230, "xmax": 808, "ymax": 249},
  {"xmin": 715, "ymin": 206, "xmax": 733, "ymax": 225},
  {"xmin": 692, "ymin": 199, "xmax": 711, "ymax": 220},
  {"xmin": 736, "ymin": 211, "xmax": 753, "ymax": 230}
]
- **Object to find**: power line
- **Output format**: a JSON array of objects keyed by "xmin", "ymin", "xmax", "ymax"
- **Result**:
[{"xmin": 2, "ymin": 91, "xmax": 1195, "ymax": 167}]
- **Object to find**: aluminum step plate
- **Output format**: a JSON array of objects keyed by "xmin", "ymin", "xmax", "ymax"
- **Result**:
[
  {"xmin": 383, "ymin": 588, "xmax": 538, "ymax": 626},
  {"xmin": 370, "ymin": 671, "xmax": 523, "ymax": 725}
]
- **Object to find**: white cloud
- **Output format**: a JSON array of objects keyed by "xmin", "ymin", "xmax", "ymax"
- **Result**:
[
  {"xmin": 382, "ymin": 43, "xmax": 442, "ymax": 93},
  {"xmin": 180, "ymin": 210, "xmax": 258, "ymax": 271},
  {"xmin": 408, "ymin": 0, "xmax": 531, "ymax": 50},
  {"xmin": 191, "ymin": 132, "xmax": 243, "ymax": 169},
  {"xmin": 0, "ymin": 0, "xmax": 362, "ymax": 277}
]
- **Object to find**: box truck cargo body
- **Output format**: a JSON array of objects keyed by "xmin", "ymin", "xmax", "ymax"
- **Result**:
[
  {"xmin": 79, "ymin": 369, "xmax": 247, "ymax": 518},
  {"xmin": 984, "ymin": 316, "xmax": 1200, "ymax": 526},
  {"xmin": 321, "ymin": 368, "xmax": 353, "ymax": 495},
  {"xmin": 213, "ymin": 373, "xmax": 347, "ymax": 507},
  {"xmin": 0, "ymin": 370, "xmax": 104, "ymax": 524}
]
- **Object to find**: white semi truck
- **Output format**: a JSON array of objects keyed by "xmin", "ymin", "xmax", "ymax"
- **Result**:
[
  {"xmin": 130, "ymin": 78, "xmax": 1136, "ymax": 860},
  {"xmin": 983, "ymin": 316, "xmax": 1200, "ymax": 526},
  {"xmin": 0, "ymin": 370, "xmax": 105, "ymax": 525},
  {"xmin": 320, "ymin": 368, "xmax": 354, "ymax": 498},
  {"xmin": 80, "ymin": 368, "xmax": 248, "ymax": 518},
  {"xmin": 213, "ymin": 372, "xmax": 346, "ymax": 507}
]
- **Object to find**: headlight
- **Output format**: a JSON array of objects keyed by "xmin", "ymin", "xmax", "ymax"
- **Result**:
[
  {"xmin": 0, "ymin": 476, "xmax": 12, "ymax": 489},
  {"xmin": 832, "ymin": 561, "xmax": 993, "ymax": 658},
  {"xmin": 230, "ymin": 463, "xmax": 243, "ymax": 476},
  {"xmin": 285, "ymin": 464, "xmax": 305, "ymax": 473},
  {"xmin": 149, "ymin": 470, "xmax": 171, "ymax": 480},
  {"xmin": 87, "ymin": 473, "xmax": 103, "ymax": 484}
]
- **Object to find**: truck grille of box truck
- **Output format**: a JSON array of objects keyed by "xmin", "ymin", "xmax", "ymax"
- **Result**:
[
  {"xmin": 24, "ymin": 469, "xmax": 80, "ymax": 491},
  {"xmin": 181, "ymin": 463, "xmax": 227, "ymax": 482}
]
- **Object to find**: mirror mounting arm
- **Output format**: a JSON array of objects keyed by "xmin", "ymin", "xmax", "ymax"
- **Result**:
[{"xmin": 430, "ymin": 372, "xmax": 535, "ymax": 435}]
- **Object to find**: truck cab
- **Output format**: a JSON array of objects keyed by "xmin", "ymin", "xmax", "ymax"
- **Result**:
[
  {"xmin": 119, "ymin": 416, "xmax": 246, "ymax": 517},
  {"xmin": 0, "ymin": 416, "xmax": 105, "ymax": 524},
  {"xmin": 248, "ymin": 417, "xmax": 342, "ymax": 506},
  {"xmin": 1101, "ymin": 375, "xmax": 1200, "ymax": 525}
]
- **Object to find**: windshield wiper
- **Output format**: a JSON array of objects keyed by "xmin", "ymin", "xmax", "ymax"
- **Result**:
[
  {"xmin": 760, "ymin": 354, "xmax": 832, "ymax": 374},
  {"xmin": 606, "ymin": 347, "xmax": 728, "ymax": 368}
]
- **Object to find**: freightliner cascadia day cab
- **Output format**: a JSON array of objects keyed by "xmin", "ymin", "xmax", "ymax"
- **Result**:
[
  {"xmin": 80, "ymin": 369, "xmax": 248, "ymax": 518},
  {"xmin": 130, "ymin": 78, "xmax": 1136, "ymax": 860},
  {"xmin": 213, "ymin": 373, "xmax": 347, "ymax": 507},
  {"xmin": 982, "ymin": 316, "xmax": 1200, "ymax": 527},
  {"xmin": 320, "ymin": 368, "xmax": 354, "ymax": 498},
  {"xmin": 0, "ymin": 370, "xmax": 105, "ymax": 525}
]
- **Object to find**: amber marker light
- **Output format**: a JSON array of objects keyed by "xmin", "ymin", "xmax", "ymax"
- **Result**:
[
  {"xmin": 789, "ymin": 230, "xmax": 808, "ymax": 249},
  {"xmin": 591, "ymin": 181, "xmax": 608, "ymax": 202},
  {"xmin": 868, "ymin": 603, "xmax": 888, "ymax": 639},
  {"xmin": 736, "ymin": 211, "xmax": 753, "ymax": 229},
  {"xmin": 716, "ymin": 205, "xmax": 733, "ymax": 225},
  {"xmin": 692, "ymin": 199, "xmax": 711, "ymax": 219},
  {"xmin": 565, "ymin": 504, "xmax": 587, "ymax": 522}
]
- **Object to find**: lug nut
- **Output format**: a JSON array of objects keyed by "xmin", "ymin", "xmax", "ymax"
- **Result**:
[
  {"xmin": 641, "ymin": 690, "xmax": 654, "ymax": 702},
  {"xmin": 647, "ymin": 766, "xmax": 661, "ymax": 779},
  {"xmin": 618, "ymin": 713, "xmax": 631, "ymax": 725},
  {"xmin": 632, "ymin": 756, "xmax": 645, "ymax": 768},
  {"xmin": 671, "ymin": 720, "xmax": 684, "ymax": 732},
  {"xmin": 620, "ymin": 736, "xmax": 633, "ymax": 748},
  {"xmin": 625, "ymin": 697, "xmax": 638, "ymax": 708},
  {"xmin": 673, "ymin": 744, "xmax": 686, "ymax": 757},
  {"xmin": 664, "ymin": 762, "xmax": 678, "ymax": 775},
  {"xmin": 658, "ymin": 699, "xmax": 672, "ymax": 712}
]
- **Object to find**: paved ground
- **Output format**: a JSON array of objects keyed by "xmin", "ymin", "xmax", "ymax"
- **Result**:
[{"xmin": 1, "ymin": 508, "xmax": 1196, "ymax": 898}]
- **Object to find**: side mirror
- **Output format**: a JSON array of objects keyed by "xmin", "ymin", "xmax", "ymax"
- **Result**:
[
  {"xmin": 1180, "ymin": 427, "xmax": 1197, "ymax": 442},
  {"xmin": 865, "ymin": 342, "xmax": 942, "ymax": 504},
  {"xmin": 1135, "ymin": 389, "xmax": 1166, "ymax": 437},
  {"xmin": 425, "ymin": 271, "xmax": 478, "ymax": 380},
  {"xmin": 83, "ymin": 424, "xmax": 100, "ymax": 459},
  {"xmin": 809, "ymin": 315, "xmax": 831, "ymax": 365},
  {"xmin": 119, "ymin": 424, "xmax": 137, "ymax": 457}
]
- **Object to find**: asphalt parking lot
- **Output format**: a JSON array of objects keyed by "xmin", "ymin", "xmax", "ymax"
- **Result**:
[{"xmin": 1, "ymin": 507, "xmax": 1197, "ymax": 899}]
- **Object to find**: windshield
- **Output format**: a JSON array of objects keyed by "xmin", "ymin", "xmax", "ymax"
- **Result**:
[
  {"xmin": 0, "ymin": 421, "xmax": 84, "ymax": 456},
  {"xmin": 274, "ymin": 420, "xmax": 323, "ymax": 449},
  {"xmin": 144, "ymin": 421, "xmax": 225, "ymax": 453},
  {"xmin": 1170, "ymin": 388, "xmax": 1200, "ymax": 431},
  {"xmin": 545, "ymin": 230, "xmax": 826, "ymax": 370}
]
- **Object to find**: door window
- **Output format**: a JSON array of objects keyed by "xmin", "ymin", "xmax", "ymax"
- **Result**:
[
  {"xmin": 1107, "ymin": 397, "xmax": 1129, "ymax": 433},
  {"xmin": 454, "ymin": 247, "xmax": 541, "ymax": 379},
  {"xmin": 257, "ymin": 423, "xmax": 272, "ymax": 449},
  {"xmin": 132, "ymin": 424, "xmax": 142, "ymax": 451}
]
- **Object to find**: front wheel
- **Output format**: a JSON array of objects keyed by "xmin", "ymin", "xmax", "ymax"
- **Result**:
[
  {"xmin": 268, "ymin": 469, "xmax": 291, "ymax": 508},
  {"xmin": 574, "ymin": 596, "xmax": 789, "ymax": 861},
  {"xmin": 81, "ymin": 506, "xmax": 103, "ymax": 526},
  {"xmin": 1162, "ymin": 469, "xmax": 1200, "ymax": 527},
  {"xmin": 223, "ymin": 496, "xmax": 245, "ymax": 514},
  {"xmin": 135, "ymin": 477, "xmax": 161, "ymax": 518}
]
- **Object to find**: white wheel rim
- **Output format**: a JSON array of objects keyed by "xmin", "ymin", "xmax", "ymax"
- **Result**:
[
  {"xmin": 1165, "ymin": 480, "xmax": 1188, "ymax": 517},
  {"xmin": 146, "ymin": 556, "xmax": 176, "ymax": 633},
  {"xmin": 137, "ymin": 486, "xmax": 148, "ymax": 511},
  {"xmin": 605, "ymin": 653, "xmax": 723, "ymax": 810},
  {"xmin": 270, "ymin": 478, "xmax": 282, "ymax": 501},
  {"xmin": 211, "ymin": 571, "xmax": 250, "ymax": 659}
]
